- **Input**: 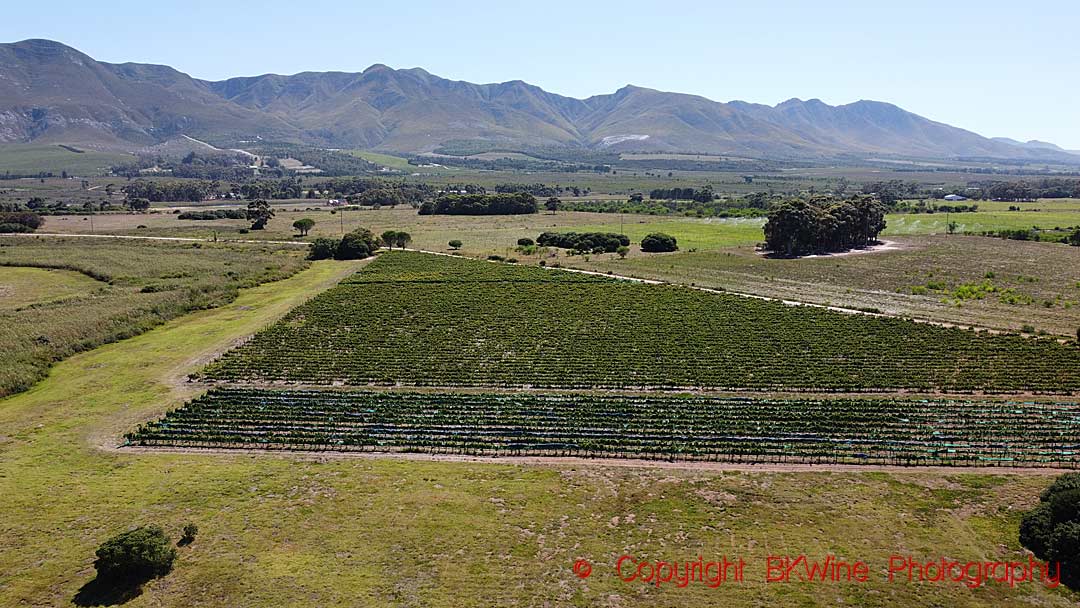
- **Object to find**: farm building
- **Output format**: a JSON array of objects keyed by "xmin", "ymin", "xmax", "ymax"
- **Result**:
[{"xmin": 943, "ymin": 194, "xmax": 968, "ymax": 201}]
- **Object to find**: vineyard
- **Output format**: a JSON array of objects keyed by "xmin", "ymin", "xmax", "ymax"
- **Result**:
[
  {"xmin": 128, "ymin": 388, "xmax": 1080, "ymax": 467},
  {"xmin": 198, "ymin": 251, "xmax": 1080, "ymax": 393}
]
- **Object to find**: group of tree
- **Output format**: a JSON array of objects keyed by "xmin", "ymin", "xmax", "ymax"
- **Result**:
[
  {"xmin": 236, "ymin": 178, "xmax": 304, "ymax": 200},
  {"xmin": 307, "ymin": 228, "xmax": 382, "ymax": 260},
  {"xmin": 380, "ymin": 230, "xmax": 412, "ymax": 249},
  {"xmin": 492, "ymin": 183, "xmax": 585, "ymax": 197},
  {"xmin": 640, "ymin": 232, "xmax": 678, "ymax": 253},
  {"xmin": 537, "ymin": 231, "xmax": 629, "ymax": 253},
  {"xmin": 0, "ymin": 211, "xmax": 44, "ymax": 233},
  {"xmin": 764, "ymin": 195, "xmax": 887, "ymax": 257},
  {"xmin": 121, "ymin": 180, "xmax": 216, "ymax": 202},
  {"xmin": 419, "ymin": 193, "xmax": 538, "ymax": 215},
  {"xmin": 648, "ymin": 186, "xmax": 716, "ymax": 202},
  {"xmin": 1020, "ymin": 473, "xmax": 1080, "ymax": 588},
  {"xmin": 177, "ymin": 209, "xmax": 247, "ymax": 221}
]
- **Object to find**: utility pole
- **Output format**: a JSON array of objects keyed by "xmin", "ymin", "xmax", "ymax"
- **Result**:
[
  {"xmin": 340, "ymin": 207, "xmax": 344, "ymax": 235},
  {"xmin": 89, "ymin": 213, "xmax": 94, "ymax": 234}
]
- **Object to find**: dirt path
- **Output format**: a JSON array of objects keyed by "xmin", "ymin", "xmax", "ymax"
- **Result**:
[
  {"xmin": 116, "ymin": 445, "xmax": 1074, "ymax": 475},
  {"xmin": 0, "ymin": 232, "xmax": 309, "ymax": 246}
]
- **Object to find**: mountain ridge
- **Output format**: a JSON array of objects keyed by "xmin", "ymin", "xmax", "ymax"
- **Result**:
[{"xmin": 0, "ymin": 38, "xmax": 1074, "ymax": 162}]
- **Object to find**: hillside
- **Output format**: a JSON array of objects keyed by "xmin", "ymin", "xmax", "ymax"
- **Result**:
[{"xmin": 0, "ymin": 38, "xmax": 1074, "ymax": 162}]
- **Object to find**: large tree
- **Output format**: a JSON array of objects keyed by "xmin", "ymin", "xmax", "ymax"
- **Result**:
[{"xmin": 246, "ymin": 199, "xmax": 274, "ymax": 230}]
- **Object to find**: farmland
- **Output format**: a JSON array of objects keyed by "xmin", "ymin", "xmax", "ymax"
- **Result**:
[
  {"xmin": 129, "ymin": 388, "xmax": 1080, "ymax": 467},
  {"xmin": 587, "ymin": 234, "xmax": 1080, "ymax": 336},
  {"xmin": 199, "ymin": 251, "xmax": 1080, "ymax": 393},
  {"xmin": 0, "ymin": 260, "xmax": 1075, "ymax": 607},
  {"xmin": 0, "ymin": 236, "xmax": 307, "ymax": 396}
]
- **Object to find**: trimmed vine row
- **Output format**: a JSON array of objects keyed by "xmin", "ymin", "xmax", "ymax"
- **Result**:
[{"xmin": 128, "ymin": 388, "xmax": 1080, "ymax": 467}]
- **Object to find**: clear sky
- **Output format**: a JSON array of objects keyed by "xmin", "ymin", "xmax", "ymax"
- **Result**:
[{"xmin": 4, "ymin": 0, "xmax": 1078, "ymax": 147}]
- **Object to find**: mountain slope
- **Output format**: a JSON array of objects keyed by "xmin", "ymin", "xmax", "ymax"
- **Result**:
[{"xmin": 0, "ymin": 38, "xmax": 1072, "ymax": 162}]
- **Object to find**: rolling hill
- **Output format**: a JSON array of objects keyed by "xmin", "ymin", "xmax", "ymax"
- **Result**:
[{"xmin": 0, "ymin": 38, "xmax": 1073, "ymax": 163}]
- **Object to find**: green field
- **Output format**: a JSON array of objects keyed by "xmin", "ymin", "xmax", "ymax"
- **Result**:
[
  {"xmin": 0, "ymin": 266, "xmax": 103, "ymax": 310},
  {"xmin": 586, "ymin": 234, "xmax": 1080, "ymax": 336},
  {"xmin": 0, "ymin": 237, "xmax": 307, "ymax": 396},
  {"xmin": 0, "ymin": 143, "xmax": 133, "ymax": 176},
  {"xmin": 1, "ymin": 260, "xmax": 1077, "ymax": 607},
  {"xmin": 199, "ymin": 251, "xmax": 1080, "ymax": 392}
]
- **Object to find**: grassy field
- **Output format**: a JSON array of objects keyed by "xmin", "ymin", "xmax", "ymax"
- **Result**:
[
  {"xmin": 0, "ymin": 237, "xmax": 308, "ymax": 397},
  {"xmin": 0, "ymin": 144, "xmax": 133, "ymax": 176},
  {"xmin": 585, "ymin": 235, "xmax": 1080, "ymax": 336},
  {"xmin": 0, "ymin": 266, "xmax": 104, "ymax": 310},
  {"xmin": 0, "ymin": 261, "xmax": 1076, "ymax": 607}
]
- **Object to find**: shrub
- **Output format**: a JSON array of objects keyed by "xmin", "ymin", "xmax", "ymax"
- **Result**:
[
  {"xmin": 0, "ymin": 211, "xmax": 44, "ymax": 230},
  {"xmin": 94, "ymin": 525, "xmax": 177, "ymax": 583},
  {"xmin": 517, "ymin": 237, "xmax": 535, "ymax": 247},
  {"xmin": 180, "ymin": 523, "xmax": 198, "ymax": 545},
  {"xmin": 0, "ymin": 222, "xmax": 33, "ymax": 233},
  {"xmin": 1020, "ymin": 473, "xmax": 1080, "ymax": 587},
  {"xmin": 641, "ymin": 232, "xmax": 678, "ymax": 253},
  {"xmin": 308, "ymin": 238, "xmax": 339, "ymax": 260},
  {"xmin": 616, "ymin": 245, "xmax": 630, "ymax": 259},
  {"xmin": 536, "ymin": 232, "xmax": 629, "ymax": 253},
  {"xmin": 448, "ymin": 240, "xmax": 463, "ymax": 250},
  {"xmin": 334, "ymin": 228, "xmax": 379, "ymax": 260}
]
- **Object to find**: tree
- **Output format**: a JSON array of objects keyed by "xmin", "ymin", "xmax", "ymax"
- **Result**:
[
  {"xmin": 93, "ymin": 525, "xmax": 177, "ymax": 583},
  {"xmin": 308, "ymin": 237, "xmax": 339, "ymax": 260},
  {"xmin": 616, "ymin": 245, "xmax": 629, "ymax": 259},
  {"xmin": 126, "ymin": 198, "xmax": 150, "ymax": 213},
  {"xmin": 1020, "ymin": 473, "xmax": 1080, "ymax": 588},
  {"xmin": 292, "ymin": 218, "xmax": 315, "ymax": 236},
  {"xmin": 246, "ymin": 199, "xmax": 274, "ymax": 230},
  {"xmin": 448, "ymin": 240, "xmax": 463, "ymax": 250},
  {"xmin": 335, "ymin": 228, "xmax": 380, "ymax": 260},
  {"xmin": 393, "ymin": 231, "xmax": 412, "ymax": 249},
  {"xmin": 545, "ymin": 197, "xmax": 561, "ymax": 214},
  {"xmin": 517, "ymin": 237, "xmax": 535, "ymax": 247},
  {"xmin": 381, "ymin": 230, "xmax": 399, "ymax": 249},
  {"xmin": 640, "ymin": 232, "xmax": 678, "ymax": 253}
]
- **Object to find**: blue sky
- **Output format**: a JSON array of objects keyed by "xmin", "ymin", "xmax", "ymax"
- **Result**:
[{"xmin": 4, "ymin": 0, "xmax": 1078, "ymax": 147}]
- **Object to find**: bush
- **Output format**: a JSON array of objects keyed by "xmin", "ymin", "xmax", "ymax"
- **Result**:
[
  {"xmin": 335, "ymin": 228, "xmax": 380, "ymax": 260},
  {"xmin": 94, "ymin": 525, "xmax": 177, "ymax": 583},
  {"xmin": 308, "ymin": 237, "xmax": 339, "ymax": 260},
  {"xmin": 536, "ymin": 231, "xmax": 629, "ymax": 253},
  {"xmin": 641, "ymin": 232, "xmax": 678, "ymax": 253},
  {"xmin": 517, "ymin": 237, "xmax": 535, "ymax": 247},
  {"xmin": 1020, "ymin": 473, "xmax": 1080, "ymax": 587},
  {"xmin": 0, "ymin": 211, "xmax": 44, "ymax": 230},
  {"xmin": 180, "ymin": 523, "xmax": 198, "ymax": 545},
  {"xmin": 448, "ymin": 239, "xmax": 463, "ymax": 250},
  {"xmin": 0, "ymin": 222, "xmax": 33, "ymax": 233}
]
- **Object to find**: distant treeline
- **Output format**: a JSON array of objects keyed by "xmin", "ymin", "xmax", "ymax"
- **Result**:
[
  {"xmin": 648, "ymin": 186, "xmax": 716, "ymax": 202},
  {"xmin": 122, "ymin": 180, "xmax": 216, "ymax": 202},
  {"xmin": 493, "ymin": 183, "xmax": 588, "ymax": 197},
  {"xmin": 863, "ymin": 178, "xmax": 1080, "ymax": 205},
  {"xmin": 537, "ymin": 231, "xmax": 629, "ymax": 253},
  {"xmin": 764, "ymin": 195, "xmax": 887, "ymax": 257},
  {"xmin": 419, "ymin": 193, "xmax": 538, "ymax": 215},
  {"xmin": 409, "ymin": 155, "xmax": 610, "ymax": 173},
  {"xmin": 178, "ymin": 209, "xmax": 247, "ymax": 220}
]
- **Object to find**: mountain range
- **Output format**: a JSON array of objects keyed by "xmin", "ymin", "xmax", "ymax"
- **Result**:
[{"xmin": 0, "ymin": 38, "xmax": 1074, "ymax": 163}]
